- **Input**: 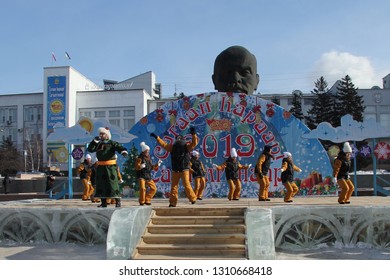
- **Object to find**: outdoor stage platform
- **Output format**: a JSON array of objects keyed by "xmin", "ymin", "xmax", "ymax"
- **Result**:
[{"xmin": 0, "ymin": 196, "xmax": 389, "ymax": 260}]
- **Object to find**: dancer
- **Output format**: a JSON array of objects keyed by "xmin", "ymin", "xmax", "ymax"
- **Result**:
[
  {"xmin": 213, "ymin": 148, "xmax": 251, "ymax": 201},
  {"xmin": 87, "ymin": 127, "xmax": 128, "ymax": 208},
  {"xmin": 77, "ymin": 154, "xmax": 94, "ymax": 201},
  {"xmin": 150, "ymin": 127, "xmax": 198, "ymax": 207},
  {"xmin": 89, "ymin": 159, "xmax": 100, "ymax": 203},
  {"xmin": 333, "ymin": 142, "xmax": 354, "ymax": 204},
  {"xmin": 190, "ymin": 150, "xmax": 207, "ymax": 200},
  {"xmin": 255, "ymin": 145, "xmax": 275, "ymax": 201},
  {"xmin": 135, "ymin": 141, "xmax": 162, "ymax": 205},
  {"xmin": 280, "ymin": 152, "xmax": 301, "ymax": 203}
]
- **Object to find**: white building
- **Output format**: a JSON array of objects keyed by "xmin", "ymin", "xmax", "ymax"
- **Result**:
[{"xmin": 1, "ymin": 66, "xmax": 161, "ymax": 172}]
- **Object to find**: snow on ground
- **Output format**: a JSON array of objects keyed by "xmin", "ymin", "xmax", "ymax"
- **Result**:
[{"xmin": 0, "ymin": 243, "xmax": 389, "ymax": 260}]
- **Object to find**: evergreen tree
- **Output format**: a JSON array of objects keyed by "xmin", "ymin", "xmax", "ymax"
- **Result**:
[
  {"xmin": 289, "ymin": 90, "xmax": 304, "ymax": 120},
  {"xmin": 0, "ymin": 137, "xmax": 23, "ymax": 174},
  {"xmin": 333, "ymin": 75, "xmax": 365, "ymax": 126},
  {"xmin": 334, "ymin": 75, "xmax": 368, "ymax": 170},
  {"xmin": 307, "ymin": 76, "xmax": 335, "ymax": 129},
  {"xmin": 121, "ymin": 143, "xmax": 140, "ymax": 191}
]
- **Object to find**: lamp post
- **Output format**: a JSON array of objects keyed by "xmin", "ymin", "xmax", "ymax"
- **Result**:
[{"xmin": 24, "ymin": 150, "xmax": 27, "ymax": 173}]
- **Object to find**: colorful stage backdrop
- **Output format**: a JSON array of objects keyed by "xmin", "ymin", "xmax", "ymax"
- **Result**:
[{"xmin": 126, "ymin": 92, "xmax": 336, "ymax": 198}]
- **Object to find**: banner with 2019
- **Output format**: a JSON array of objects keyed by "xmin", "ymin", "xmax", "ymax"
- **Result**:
[{"xmin": 127, "ymin": 92, "xmax": 336, "ymax": 198}]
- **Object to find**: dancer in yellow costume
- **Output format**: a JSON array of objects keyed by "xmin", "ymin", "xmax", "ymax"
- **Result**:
[
  {"xmin": 150, "ymin": 127, "xmax": 198, "ymax": 207},
  {"xmin": 255, "ymin": 145, "xmax": 275, "ymax": 201},
  {"xmin": 190, "ymin": 150, "xmax": 207, "ymax": 200},
  {"xmin": 213, "ymin": 148, "xmax": 251, "ymax": 201},
  {"xmin": 333, "ymin": 142, "xmax": 354, "ymax": 204},
  {"xmin": 280, "ymin": 152, "xmax": 301, "ymax": 203},
  {"xmin": 135, "ymin": 142, "xmax": 162, "ymax": 205},
  {"xmin": 77, "ymin": 154, "xmax": 94, "ymax": 201}
]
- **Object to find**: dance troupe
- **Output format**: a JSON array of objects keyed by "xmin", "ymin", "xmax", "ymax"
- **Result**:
[{"xmin": 78, "ymin": 126, "xmax": 355, "ymax": 207}]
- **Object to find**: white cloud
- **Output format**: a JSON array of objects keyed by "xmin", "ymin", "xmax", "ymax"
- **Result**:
[{"xmin": 314, "ymin": 51, "xmax": 382, "ymax": 89}]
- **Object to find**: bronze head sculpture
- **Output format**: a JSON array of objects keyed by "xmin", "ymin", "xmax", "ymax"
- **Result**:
[{"xmin": 212, "ymin": 45, "xmax": 260, "ymax": 95}]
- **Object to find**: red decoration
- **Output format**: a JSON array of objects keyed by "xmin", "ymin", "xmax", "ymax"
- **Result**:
[
  {"xmin": 283, "ymin": 111, "xmax": 291, "ymax": 119},
  {"xmin": 140, "ymin": 117, "xmax": 148, "ymax": 125},
  {"xmin": 374, "ymin": 142, "xmax": 390, "ymax": 160}
]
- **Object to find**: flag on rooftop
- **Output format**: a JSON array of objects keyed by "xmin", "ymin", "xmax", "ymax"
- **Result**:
[
  {"xmin": 51, "ymin": 52, "xmax": 56, "ymax": 62},
  {"xmin": 65, "ymin": 51, "xmax": 71, "ymax": 60}
]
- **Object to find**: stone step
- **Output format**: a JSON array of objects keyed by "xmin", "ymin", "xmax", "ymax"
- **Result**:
[
  {"xmin": 146, "ymin": 224, "xmax": 246, "ymax": 234},
  {"xmin": 133, "ymin": 206, "xmax": 248, "ymax": 260},
  {"xmin": 153, "ymin": 207, "xmax": 246, "ymax": 217},
  {"xmin": 142, "ymin": 233, "xmax": 246, "ymax": 244},
  {"xmin": 151, "ymin": 215, "xmax": 244, "ymax": 225},
  {"xmin": 132, "ymin": 254, "xmax": 247, "ymax": 260},
  {"xmin": 135, "ymin": 243, "xmax": 246, "ymax": 257}
]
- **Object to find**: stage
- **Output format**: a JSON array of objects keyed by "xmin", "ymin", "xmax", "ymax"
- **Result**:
[{"xmin": 0, "ymin": 196, "xmax": 389, "ymax": 260}]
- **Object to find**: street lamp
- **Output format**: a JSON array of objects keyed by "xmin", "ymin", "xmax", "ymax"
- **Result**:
[{"xmin": 24, "ymin": 150, "xmax": 27, "ymax": 173}]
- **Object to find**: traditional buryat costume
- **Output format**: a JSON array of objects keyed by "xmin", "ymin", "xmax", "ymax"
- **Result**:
[
  {"xmin": 135, "ymin": 142, "xmax": 161, "ymax": 205},
  {"xmin": 333, "ymin": 142, "xmax": 354, "ymax": 204},
  {"xmin": 255, "ymin": 145, "xmax": 274, "ymax": 201},
  {"xmin": 213, "ymin": 148, "xmax": 251, "ymax": 201},
  {"xmin": 151, "ymin": 127, "xmax": 198, "ymax": 207},
  {"xmin": 280, "ymin": 152, "xmax": 301, "ymax": 203},
  {"xmin": 190, "ymin": 150, "xmax": 207, "ymax": 200},
  {"xmin": 77, "ymin": 154, "xmax": 94, "ymax": 201},
  {"xmin": 87, "ymin": 127, "xmax": 128, "ymax": 208}
]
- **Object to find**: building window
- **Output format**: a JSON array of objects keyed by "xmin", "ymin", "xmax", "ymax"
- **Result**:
[
  {"xmin": 109, "ymin": 110, "xmax": 120, "ymax": 118},
  {"xmin": 124, "ymin": 119, "xmax": 135, "ymax": 131},
  {"xmin": 24, "ymin": 105, "xmax": 43, "ymax": 123},
  {"xmin": 379, "ymin": 113, "xmax": 390, "ymax": 128},
  {"xmin": 79, "ymin": 106, "xmax": 136, "ymax": 131},
  {"xmin": 37, "ymin": 106, "xmax": 42, "ymax": 120},
  {"xmin": 80, "ymin": 111, "xmax": 91, "ymax": 118},
  {"xmin": 364, "ymin": 114, "xmax": 376, "ymax": 121},
  {"xmin": 365, "ymin": 105, "xmax": 376, "ymax": 113},
  {"xmin": 0, "ymin": 107, "xmax": 17, "ymax": 125},
  {"xmin": 9, "ymin": 108, "xmax": 17, "ymax": 122},
  {"xmin": 109, "ymin": 119, "xmax": 120, "ymax": 127},
  {"xmin": 94, "ymin": 111, "xmax": 106, "ymax": 118},
  {"xmin": 124, "ymin": 108, "xmax": 135, "ymax": 117}
]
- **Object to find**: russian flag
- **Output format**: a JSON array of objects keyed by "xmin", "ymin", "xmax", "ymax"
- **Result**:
[
  {"xmin": 51, "ymin": 52, "xmax": 56, "ymax": 61},
  {"xmin": 65, "ymin": 51, "xmax": 71, "ymax": 60}
]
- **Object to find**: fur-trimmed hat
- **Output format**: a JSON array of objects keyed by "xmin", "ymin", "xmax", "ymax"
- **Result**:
[
  {"xmin": 191, "ymin": 150, "xmax": 199, "ymax": 157},
  {"xmin": 283, "ymin": 152, "xmax": 292, "ymax": 158},
  {"xmin": 343, "ymin": 142, "xmax": 352, "ymax": 153},
  {"xmin": 231, "ymin": 148, "xmax": 238, "ymax": 158},
  {"xmin": 140, "ymin": 142, "xmax": 150, "ymax": 152},
  {"xmin": 98, "ymin": 127, "xmax": 111, "ymax": 140}
]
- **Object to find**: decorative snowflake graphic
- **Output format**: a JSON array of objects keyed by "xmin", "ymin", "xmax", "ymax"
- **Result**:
[
  {"xmin": 359, "ymin": 145, "xmax": 372, "ymax": 157},
  {"xmin": 374, "ymin": 142, "xmax": 390, "ymax": 160}
]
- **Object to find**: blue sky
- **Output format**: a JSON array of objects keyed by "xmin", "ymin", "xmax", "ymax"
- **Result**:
[{"xmin": 1, "ymin": 0, "xmax": 389, "ymax": 97}]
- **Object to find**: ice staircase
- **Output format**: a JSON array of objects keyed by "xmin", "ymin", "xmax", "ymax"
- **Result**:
[{"xmin": 132, "ymin": 207, "xmax": 247, "ymax": 260}]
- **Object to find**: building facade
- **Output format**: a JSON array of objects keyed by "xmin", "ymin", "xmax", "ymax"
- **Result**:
[{"xmin": 1, "ymin": 66, "xmax": 161, "ymax": 172}]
